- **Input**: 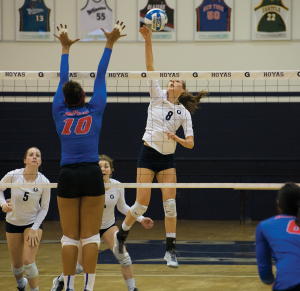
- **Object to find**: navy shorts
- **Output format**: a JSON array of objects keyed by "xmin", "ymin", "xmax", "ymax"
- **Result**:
[
  {"xmin": 57, "ymin": 162, "xmax": 105, "ymax": 198},
  {"xmin": 99, "ymin": 223, "xmax": 116, "ymax": 237},
  {"xmin": 6, "ymin": 221, "xmax": 43, "ymax": 233},
  {"xmin": 137, "ymin": 144, "xmax": 175, "ymax": 173}
]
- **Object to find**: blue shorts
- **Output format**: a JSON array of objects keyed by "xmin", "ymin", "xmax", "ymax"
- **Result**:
[
  {"xmin": 137, "ymin": 144, "xmax": 175, "ymax": 173},
  {"xmin": 6, "ymin": 221, "xmax": 43, "ymax": 233}
]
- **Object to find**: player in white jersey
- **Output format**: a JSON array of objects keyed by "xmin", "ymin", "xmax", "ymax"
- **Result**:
[
  {"xmin": 0, "ymin": 147, "xmax": 51, "ymax": 291},
  {"xmin": 114, "ymin": 25, "xmax": 208, "ymax": 268},
  {"xmin": 51, "ymin": 154, "xmax": 153, "ymax": 291}
]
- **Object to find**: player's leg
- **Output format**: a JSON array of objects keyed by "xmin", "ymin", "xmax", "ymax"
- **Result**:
[
  {"xmin": 22, "ymin": 227, "xmax": 42, "ymax": 290},
  {"xmin": 102, "ymin": 225, "xmax": 138, "ymax": 291},
  {"xmin": 156, "ymin": 167, "xmax": 178, "ymax": 268},
  {"xmin": 80, "ymin": 195, "xmax": 104, "ymax": 291},
  {"xmin": 6, "ymin": 228, "xmax": 27, "ymax": 291},
  {"xmin": 113, "ymin": 167, "xmax": 154, "ymax": 261},
  {"xmin": 57, "ymin": 196, "xmax": 81, "ymax": 291},
  {"xmin": 51, "ymin": 240, "xmax": 83, "ymax": 291}
]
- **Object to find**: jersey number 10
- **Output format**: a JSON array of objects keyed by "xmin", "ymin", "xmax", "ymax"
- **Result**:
[{"xmin": 62, "ymin": 116, "xmax": 92, "ymax": 135}]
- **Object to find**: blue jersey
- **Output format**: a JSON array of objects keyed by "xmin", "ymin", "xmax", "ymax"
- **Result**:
[
  {"xmin": 255, "ymin": 215, "xmax": 300, "ymax": 290},
  {"xmin": 19, "ymin": 0, "xmax": 50, "ymax": 32},
  {"xmin": 196, "ymin": 0, "xmax": 231, "ymax": 32},
  {"xmin": 52, "ymin": 47, "xmax": 112, "ymax": 166}
]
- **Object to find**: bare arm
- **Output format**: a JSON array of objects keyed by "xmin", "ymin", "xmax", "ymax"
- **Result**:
[
  {"xmin": 139, "ymin": 25, "xmax": 154, "ymax": 71},
  {"xmin": 164, "ymin": 133, "xmax": 194, "ymax": 149}
]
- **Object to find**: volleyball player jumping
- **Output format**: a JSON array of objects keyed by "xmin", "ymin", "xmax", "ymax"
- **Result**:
[
  {"xmin": 52, "ymin": 23, "xmax": 125, "ymax": 291},
  {"xmin": 113, "ymin": 25, "xmax": 208, "ymax": 268},
  {"xmin": 51, "ymin": 154, "xmax": 153, "ymax": 291}
]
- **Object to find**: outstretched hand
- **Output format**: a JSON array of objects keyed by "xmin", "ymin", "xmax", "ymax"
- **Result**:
[
  {"xmin": 139, "ymin": 25, "xmax": 152, "ymax": 41},
  {"xmin": 54, "ymin": 24, "xmax": 80, "ymax": 53},
  {"xmin": 102, "ymin": 21, "xmax": 126, "ymax": 49}
]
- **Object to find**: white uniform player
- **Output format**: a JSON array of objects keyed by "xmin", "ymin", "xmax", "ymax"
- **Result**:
[
  {"xmin": 0, "ymin": 168, "xmax": 51, "ymax": 230},
  {"xmin": 80, "ymin": 0, "xmax": 113, "ymax": 39},
  {"xmin": 143, "ymin": 80, "xmax": 194, "ymax": 155},
  {"xmin": 102, "ymin": 178, "xmax": 144, "ymax": 229}
]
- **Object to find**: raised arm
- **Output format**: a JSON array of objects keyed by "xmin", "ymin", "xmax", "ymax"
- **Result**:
[
  {"xmin": 52, "ymin": 25, "xmax": 79, "ymax": 115},
  {"xmin": 139, "ymin": 25, "xmax": 154, "ymax": 71},
  {"xmin": 91, "ymin": 22, "xmax": 126, "ymax": 108}
]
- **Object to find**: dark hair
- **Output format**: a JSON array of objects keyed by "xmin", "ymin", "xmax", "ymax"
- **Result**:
[
  {"xmin": 63, "ymin": 80, "xmax": 82, "ymax": 107},
  {"xmin": 277, "ymin": 183, "xmax": 300, "ymax": 226},
  {"xmin": 177, "ymin": 80, "xmax": 209, "ymax": 114},
  {"xmin": 99, "ymin": 154, "xmax": 114, "ymax": 177}
]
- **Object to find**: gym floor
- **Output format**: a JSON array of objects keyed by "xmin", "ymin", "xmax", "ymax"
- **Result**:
[{"xmin": 0, "ymin": 220, "xmax": 273, "ymax": 291}]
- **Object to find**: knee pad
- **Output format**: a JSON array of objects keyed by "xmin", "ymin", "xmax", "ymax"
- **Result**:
[
  {"xmin": 130, "ymin": 201, "xmax": 148, "ymax": 218},
  {"xmin": 81, "ymin": 234, "xmax": 100, "ymax": 248},
  {"xmin": 61, "ymin": 235, "xmax": 80, "ymax": 248},
  {"xmin": 24, "ymin": 262, "xmax": 38, "ymax": 279},
  {"xmin": 163, "ymin": 199, "xmax": 177, "ymax": 218},
  {"xmin": 11, "ymin": 265, "xmax": 24, "ymax": 276},
  {"xmin": 119, "ymin": 252, "xmax": 132, "ymax": 267}
]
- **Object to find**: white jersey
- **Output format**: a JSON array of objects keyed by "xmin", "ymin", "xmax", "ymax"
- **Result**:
[
  {"xmin": 101, "ymin": 178, "xmax": 144, "ymax": 230},
  {"xmin": 80, "ymin": 0, "xmax": 113, "ymax": 37},
  {"xmin": 142, "ymin": 80, "xmax": 194, "ymax": 155},
  {"xmin": 0, "ymin": 168, "xmax": 51, "ymax": 231}
]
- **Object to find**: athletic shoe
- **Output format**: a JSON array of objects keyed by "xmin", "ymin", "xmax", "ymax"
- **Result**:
[
  {"xmin": 51, "ymin": 276, "xmax": 64, "ymax": 291},
  {"xmin": 17, "ymin": 278, "xmax": 28, "ymax": 291},
  {"xmin": 164, "ymin": 249, "xmax": 179, "ymax": 268},
  {"xmin": 113, "ymin": 231, "xmax": 126, "ymax": 261},
  {"xmin": 133, "ymin": 288, "xmax": 139, "ymax": 291}
]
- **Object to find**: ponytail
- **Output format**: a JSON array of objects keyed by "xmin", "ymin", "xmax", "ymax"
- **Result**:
[{"xmin": 177, "ymin": 80, "xmax": 209, "ymax": 114}]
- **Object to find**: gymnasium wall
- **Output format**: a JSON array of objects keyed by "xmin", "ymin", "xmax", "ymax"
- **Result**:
[{"xmin": 1, "ymin": 0, "xmax": 300, "ymax": 222}]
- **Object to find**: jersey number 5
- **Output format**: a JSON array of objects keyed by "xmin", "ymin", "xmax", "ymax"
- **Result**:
[
  {"xmin": 62, "ymin": 116, "xmax": 92, "ymax": 135},
  {"xmin": 23, "ymin": 192, "xmax": 29, "ymax": 201},
  {"xmin": 287, "ymin": 220, "xmax": 300, "ymax": 235}
]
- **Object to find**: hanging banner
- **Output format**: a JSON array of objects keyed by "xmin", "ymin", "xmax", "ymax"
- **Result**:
[
  {"xmin": 77, "ymin": 0, "xmax": 115, "ymax": 42},
  {"xmin": 252, "ymin": 0, "xmax": 291, "ymax": 40},
  {"xmin": 194, "ymin": 0, "xmax": 234, "ymax": 41},
  {"xmin": 15, "ymin": 0, "xmax": 54, "ymax": 41},
  {"xmin": 138, "ymin": 0, "xmax": 177, "ymax": 42}
]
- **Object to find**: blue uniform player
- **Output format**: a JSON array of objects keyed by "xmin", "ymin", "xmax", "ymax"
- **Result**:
[
  {"xmin": 255, "ymin": 183, "xmax": 300, "ymax": 291},
  {"xmin": 196, "ymin": 0, "xmax": 231, "ymax": 31},
  {"xmin": 52, "ymin": 23, "xmax": 126, "ymax": 291},
  {"xmin": 19, "ymin": 0, "xmax": 50, "ymax": 32}
]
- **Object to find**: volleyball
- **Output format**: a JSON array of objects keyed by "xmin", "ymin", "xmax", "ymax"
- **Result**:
[{"xmin": 144, "ymin": 8, "xmax": 168, "ymax": 31}]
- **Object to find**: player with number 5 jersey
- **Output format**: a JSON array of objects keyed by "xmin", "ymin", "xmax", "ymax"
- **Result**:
[
  {"xmin": 52, "ymin": 22, "xmax": 126, "ymax": 291},
  {"xmin": 113, "ymin": 25, "xmax": 208, "ymax": 269},
  {"xmin": 255, "ymin": 183, "xmax": 300, "ymax": 291}
]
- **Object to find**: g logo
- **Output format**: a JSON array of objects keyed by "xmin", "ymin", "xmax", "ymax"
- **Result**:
[
  {"xmin": 38, "ymin": 72, "xmax": 44, "ymax": 77},
  {"xmin": 193, "ymin": 72, "xmax": 198, "ymax": 78},
  {"xmin": 245, "ymin": 72, "xmax": 250, "ymax": 77},
  {"xmin": 177, "ymin": 110, "xmax": 181, "ymax": 114},
  {"xmin": 90, "ymin": 72, "xmax": 95, "ymax": 78},
  {"xmin": 297, "ymin": 72, "xmax": 300, "ymax": 77},
  {"xmin": 141, "ymin": 72, "xmax": 147, "ymax": 78},
  {"xmin": 110, "ymin": 194, "xmax": 114, "ymax": 199}
]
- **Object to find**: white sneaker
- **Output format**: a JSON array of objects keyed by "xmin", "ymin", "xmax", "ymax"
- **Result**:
[
  {"xmin": 164, "ymin": 250, "xmax": 179, "ymax": 268},
  {"xmin": 17, "ymin": 278, "xmax": 28, "ymax": 291},
  {"xmin": 113, "ymin": 231, "xmax": 126, "ymax": 261},
  {"xmin": 51, "ymin": 276, "xmax": 64, "ymax": 291}
]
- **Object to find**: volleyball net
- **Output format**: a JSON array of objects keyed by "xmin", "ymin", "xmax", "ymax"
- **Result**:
[{"xmin": 1, "ymin": 70, "xmax": 300, "ymax": 189}]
